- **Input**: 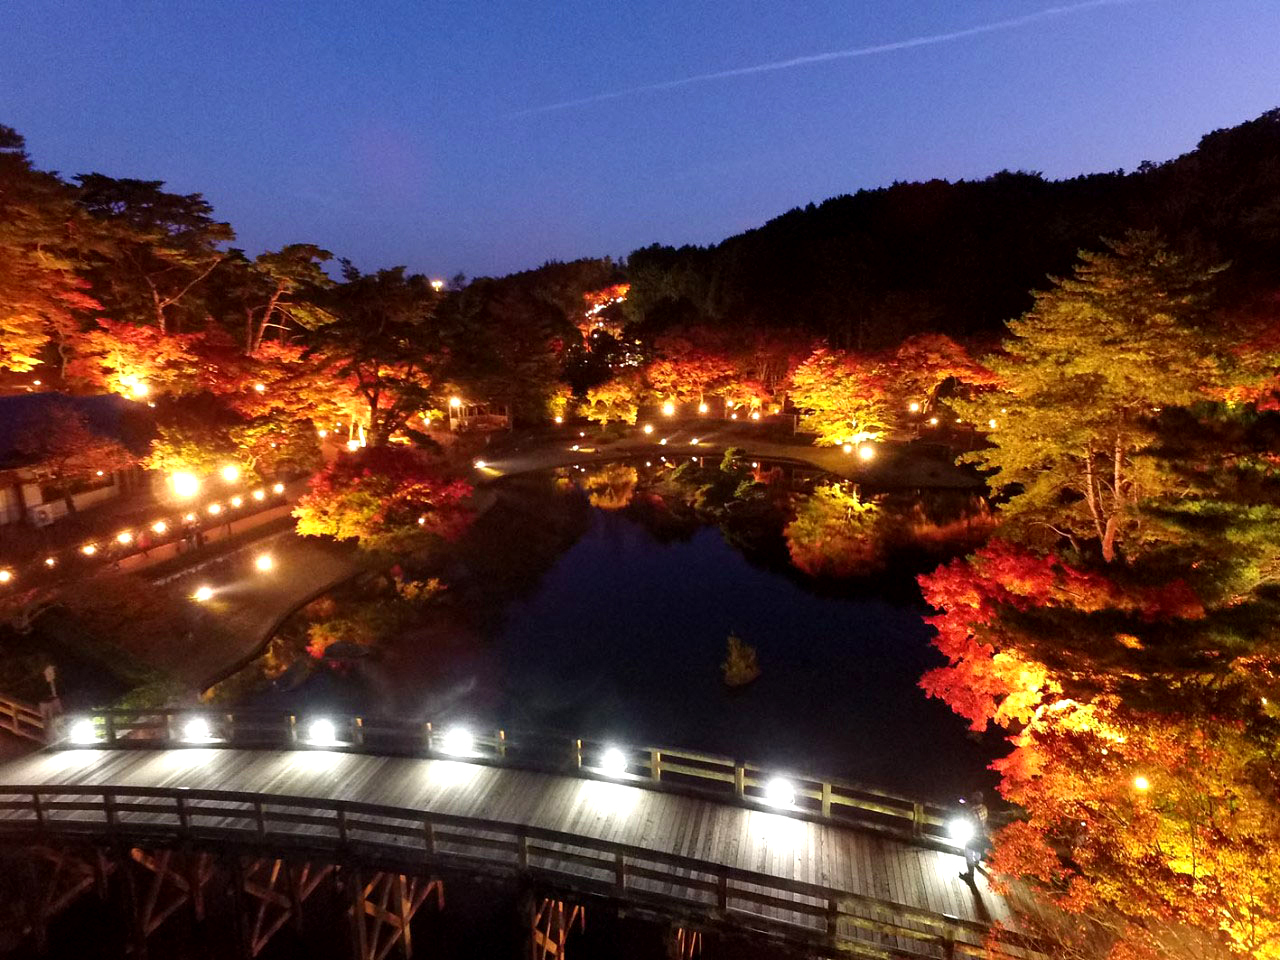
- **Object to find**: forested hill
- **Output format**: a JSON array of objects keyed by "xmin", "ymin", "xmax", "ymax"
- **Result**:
[{"xmin": 623, "ymin": 108, "xmax": 1280, "ymax": 348}]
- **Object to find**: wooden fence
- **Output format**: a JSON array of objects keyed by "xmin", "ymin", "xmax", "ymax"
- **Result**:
[
  {"xmin": 0, "ymin": 693, "xmax": 45, "ymax": 741},
  {"xmin": 54, "ymin": 710, "xmax": 959, "ymax": 847},
  {"xmin": 0, "ymin": 782, "xmax": 1040, "ymax": 960}
]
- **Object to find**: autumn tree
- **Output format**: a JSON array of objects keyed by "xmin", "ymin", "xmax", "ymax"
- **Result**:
[
  {"xmin": 784, "ymin": 482, "xmax": 884, "ymax": 578},
  {"xmin": 889, "ymin": 333, "xmax": 995, "ymax": 417},
  {"xmin": 645, "ymin": 328, "xmax": 736, "ymax": 406},
  {"xmin": 0, "ymin": 125, "xmax": 101, "ymax": 374},
  {"xmin": 293, "ymin": 446, "xmax": 472, "ymax": 554},
  {"xmin": 66, "ymin": 318, "xmax": 201, "ymax": 398},
  {"xmin": 788, "ymin": 348, "xmax": 891, "ymax": 446},
  {"xmin": 15, "ymin": 401, "xmax": 137, "ymax": 514},
  {"xmin": 314, "ymin": 265, "xmax": 442, "ymax": 445},
  {"xmin": 74, "ymin": 174, "xmax": 233, "ymax": 334},
  {"xmin": 954, "ymin": 232, "xmax": 1222, "ymax": 562},
  {"xmin": 582, "ymin": 374, "xmax": 642, "ymax": 426},
  {"xmin": 238, "ymin": 244, "xmax": 335, "ymax": 355}
]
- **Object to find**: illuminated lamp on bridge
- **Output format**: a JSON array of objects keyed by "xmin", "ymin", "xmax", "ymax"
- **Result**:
[
  {"xmin": 597, "ymin": 746, "xmax": 628, "ymax": 778},
  {"xmin": 438, "ymin": 726, "xmax": 475, "ymax": 757},
  {"xmin": 306, "ymin": 718, "xmax": 339, "ymax": 746},
  {"xmin": 762, "ymin": 776, "xmax": 796, "ymax": 808}
]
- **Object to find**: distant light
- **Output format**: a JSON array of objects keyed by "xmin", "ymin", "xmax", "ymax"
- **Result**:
[
  {"xmin": 988, "ymin": 419, "xmax": 998, "ymax": 430},
  {"xmin": 417, "ymin": 516, "xmax": 426, "ymax": 526},
  {"xmin": 763, "ymin": 777, "xmax": 795, "ymax": 808},
  {"xmin": 842, "ymin": 443, "xmax": 853, "ymax": 454},
  {"xmin": 183, "ymin": 513, "xmax": 196, "ymax": 522},
  {"xmin": 253, "ymin": 382, "xmax": 266, "ymax": 393},
  {"xmin": 207, "ymin": 503, "xmax": 222, "ymax": 515},
  {"xmin": 273, "ymin": 482, "xmax": 285, "ymax": 494},
  {"xmin": 554, "ymin": 415, "xmax": 563, "ymax": 424},
  {"xmin": 948, "ymin": 817, "xmax": 975, "ymax": 845},
  {"xmin": 449, "ymin": 396, "xmax": 462, "ymax": 409},
  {"xmin": 170, "ymin": 472, "xmax": 200, "ymax": 498},
  {"xmin": 81, "ymin": 544, "xmax": 97, "ymax": 556},
  {"xmin": 151, "ymin": 521, "xmax": 167, "ymax": 535},
  {"xmin": 1133, "ymin": 775, "xmax": 1150, "ymax": 792},
  {"xmin": 0, "ymin": 570, "xmax": 11, "ymax": 584},
  {"xmin": 909, "ymin": 401, "xmax": 921, "ymax": 413},
  {"xmin": 193, "ymin": 585, "xmax": 214, "ymax": 602},
  {"xmin": 430, "ymin": 279, "xmax": 445, "ymax": 292},
  {"xmin": 44, "ymin": 557, "xmax": 56, "ymax": 568},
  {"xmin": 220, "ymin": 464, "xmax": 240, "ymax": 483},
  {"xmin": 183, "ymin": 717, "xmax": 212, "ymax": 742},
  {"xmin": 252, "ymin": 489, "xmax": 265, "ymax": 501},
  {"xmin": 579, "ymin": 431, "xmax": 586, "ymax": 438},
  {"xmin": 68, "ymin": 718, "xmax": 99, "ymax": 744},
  {"xmin": 318, "ymin": 429, "xmax": 328, "ymax": 438},
  {"xmin": 750, "ymin": 412, "xmax": 761, "ymax": 421},
  {"xmin": 642, "ymin": 424, "xmax": 653, "ymax": 434},
  {"xmin": 439, "ymin": 726, "xmax": 475, "ymax": 757},
  {"xmin": 255, "ymin": 554, "xmax": 274, "ymax": 572},
  {"xmin": 928, "ymin": 417, "xmax": 939, "ymax": 426},
  {"xmin": 32, "ymin": 379, "xmax": 41, "ymax": 386},
  {"xmin": 731, "ymin": 413, "xmax": 738, "ymax": 420},
  {"xmin": 662, "ymin": 402, "xmax": 675, "ymax": 416},
  {"xmin": 570, "ymin": 444, "xmax": 579, "ymax": 451},
  {"xmin": 96, "ymin": 470, "xmax": 104, "ymax": 477},
  {"xmin": 858, "ymin": 444, "xmax": 876, "ymax": 461},
  {"xmin": 346, "ymin": 440, "xmax": 360, "ymax": 451},
  {"xmin": 230, "ymin": 496, "xmax": 243, "ymax": 508},
  {"xmin": 116, "ymin": 531, "xmax": 132, "ymax": 545},
  {"xmin": 659, "ymin": 438, "xmax": 668, "ymax": 445},
  {"xmin": 130, "ymin": 381, "xmax": 150, "ymax": 398},
  {"xmin": 307, "ymin": 718, "xmax": 338, "ymax": 746},
  {"xmin": 690, "ymin": 438, "xmax": 699, "ymax": 445},
  {"xmin": 474, "ymin": 459, "xmax": 487, "ymax": 469},
  {"xmin": 599, "ymin": 746, "xmax": 628, "ymax": 778},
  {"xmin": 698, "ymin": 402, "xmax": 708, "ymax": 414}
]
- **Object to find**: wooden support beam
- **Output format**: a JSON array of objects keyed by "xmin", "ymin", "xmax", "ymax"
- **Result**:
[
  {"xmin": 529, "ymin": 896, "xmax": 585, "ymax": 960},
  {"xmin": 666, "ymin": 927, "xmax": 703, "ymax": 960},
  {"xmin": 347, "ymin": 872, "xmax": 442, "ymax": 960}
]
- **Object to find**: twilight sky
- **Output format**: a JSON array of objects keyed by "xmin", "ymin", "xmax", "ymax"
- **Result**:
[{"xmin": 2, "ymin": 1, "xmax": 1277, "ymax": 279}]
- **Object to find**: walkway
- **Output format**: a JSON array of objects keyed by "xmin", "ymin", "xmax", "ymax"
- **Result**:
[{"xmin": 0, "ymin": 742, "xmax": 1031, "ymax": 959}]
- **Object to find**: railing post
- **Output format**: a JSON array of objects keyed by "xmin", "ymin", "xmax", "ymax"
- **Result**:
[
  {"xmin": 423, "ymin": 819, "xmax": 436, "ymax": 857},
  {"xmin": 517, "ymin": 832, "xmax": 529, "ymax": 870},
  {"xmin": 353, "ymin": 716, "xmax": 365, "ymax": 747},
  {"xmin": 650, "ymin": 749, "xmax": 662, "ymax": 781},
  {"xmin": 175, "ymin": 793, "xmax": 190, "ymax": 833},
  {"xmin": 288, "ymin": 714, "xmax": 298, "ymax": 745},
  {"xmin": 943, "ymin": 925, "xmax": 956, "ymax": 959},
  {"xmin": 254, "ymin": 799, "xmax": 267, "ymax": 838},
  {"xmin": 103, "ymin": 713, "xmax": 116, "ymax": 744},
  {"xmin": 103, "ymin": 791, "xmax": 117, "ymax": 831},
  {"xmin": 337, "ymin": 807, "xmax": 349, "ymax": 846},
  {"xmin": 734, "ymin": 763, "xmax": 745, "ymax": 797},
  {"xmin": 613, "ymin": 852, "xmax": 626, "ymax": 893},
  {"xmin": 574, "ymin": 738, "xmax": 583, "ymax": 769},
  {"xmin": 31, "ymin": 792, "xmax": 44, "ymax": 830},
  {"xmin": 498, "ymin": 729, "xmax": 507, "ymax": 759},
  {"xmin": 424, "ymin": 721, "xmax": 434, "ymax": 752},
  {"xmin": 716, "ymin": 872, "xmax": 728, "ymax": 913},
  {"xmin": 821, "ymin": 782, "xmax": 832, "ymax": 818},
  {"xmin": 912, "ymin": 802, "xmax": 925, "ymax": 838},
  {"xmin": 826, "ymin": 897, "xmax": 839, "ymax": 937},
  {"xmin": 163, "ymin": 711, "xmax": 174, "ymax": 742}
]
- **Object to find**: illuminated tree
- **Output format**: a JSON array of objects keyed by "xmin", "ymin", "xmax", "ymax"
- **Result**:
[
  {"xmin": 583, "ymin": 374, "xmax": 642, "ymax": 426},
  {"xmin": 239, "ymin": 244, "xmax": 335, "ymax": 355},
  {"xmin": 580, "ymin": 463, "xmax": 638, "ymax": 510},
  {"xmin": 65, "ymin": 317, "xmax": 201, "ymax": 398},
  {"xmin": 74, "ymin": 174, "xmax": 233, "ymax": 334},
  {"xmin": 0, "ymin": 126, "xmax": 101, "ymax": 374},
  {"xmin": 15, "ymin": 401, "xmax": 137, "ymax": 514},
  {"xmin": 890, "ymin": 333, "xmax": 996, "ymax": 416},
  {"xmin": 645, "ymin": 328, "xmax": 736, "ymax": 405},
  {"xmin": 293, "ymin": 446, "xmax": 472, "ymax": 554},
  {"xmin": 953, "ymin": 233, "xmax": 1222, "ymax": 562},
  {"xmin": 788, "ymin": 348, "xmax": 891, "ymax": 446}
]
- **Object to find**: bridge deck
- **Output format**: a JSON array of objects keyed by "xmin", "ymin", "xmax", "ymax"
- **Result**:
[{"xmin": 0, "ymin": 747, "xmax": 1018, "ymax": 956}]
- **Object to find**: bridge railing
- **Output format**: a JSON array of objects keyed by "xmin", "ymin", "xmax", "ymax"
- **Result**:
[
  {"xmin": 0, "ymin": 782, "xmax": 1040, "ymax": 960},
  {"xmin": 55, "ymin": 709, "xmax": 958, "ymax": 846},
  {"xmin": 0, "ymin": 694, "xmax": 45, "ymax": 742}
]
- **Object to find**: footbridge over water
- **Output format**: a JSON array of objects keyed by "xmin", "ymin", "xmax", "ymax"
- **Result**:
[{"xmin": 0, "ymin": 710, "xmax": 1046, "ymax": 960}]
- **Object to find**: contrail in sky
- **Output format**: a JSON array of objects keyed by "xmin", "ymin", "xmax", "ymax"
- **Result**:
[{"xmin": 513, "ymin": 0, "xmax": 1148, "ymax": 117}]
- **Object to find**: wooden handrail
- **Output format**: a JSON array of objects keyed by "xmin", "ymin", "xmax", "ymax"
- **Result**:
[
  {"xmin": 0, "ymin": 693, "xmax": 45, "ymax": 742},
  {"xmin": 0, "ymin": 782, "xmax": 1044, "ymax": 960},
  {"xmin": 50, "ymin": 709, "xmax": 961, "ymax": 844}
]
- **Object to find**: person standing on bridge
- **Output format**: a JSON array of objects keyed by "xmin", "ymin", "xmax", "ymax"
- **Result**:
[{"xmin": 960, "ymin": 790, "xmax": 989, "ymax": 882}]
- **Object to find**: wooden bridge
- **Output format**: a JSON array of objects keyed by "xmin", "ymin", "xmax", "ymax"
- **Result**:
[{"xmin": 0, "ymin": 710, "xmax": 1045, "ymax": 960}]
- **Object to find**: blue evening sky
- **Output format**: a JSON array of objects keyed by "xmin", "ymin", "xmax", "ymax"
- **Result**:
[{"xmin": 2, "ymin": 1, "xmax": 1277, "ymax": 278}]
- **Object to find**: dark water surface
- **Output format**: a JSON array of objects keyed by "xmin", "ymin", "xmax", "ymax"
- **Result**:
[{"xmin": 280, "ymin": 468, "xmax": 1002, "ymax": 803}]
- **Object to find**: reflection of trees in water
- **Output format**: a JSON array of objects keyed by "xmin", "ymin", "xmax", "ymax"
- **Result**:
[{"xmin": 579, "ymin": 463, "xmax": 638, "ymax": 510}]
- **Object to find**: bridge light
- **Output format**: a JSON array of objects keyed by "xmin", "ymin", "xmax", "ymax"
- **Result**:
[
  {"xmin": 909, "ymin": 401, "xmax": 921, "ymax": 413},
  {"xmin": 151, "ymin": 521, "xmax": 168, "ymax": 535},
  {"xmin": 193, "ymin": 585, "xmax": 214, "ymax": 602},
  {"xmin": 662, "ymin": 401, "xmax": 675, "ymax": 416},
  {"xmin": 858, "ymin": 444, "xmax": 876, "ymax": 462},
  {"xmin": 170, "ymin": 472, "xmax": 200, "ymax": 499},
  {"xmin": 948, "ymin": 816, "xmax": 976, "ymax": 845},
  {"xmin": 253, "ymin": 489, "xmax": 265, "ymax": 501},
  {"xmin": 474, "ymin": 459, "xmax": 486, "ymax": 469},
  {"xmin": 207, "ymin": 503, "xmax": 222, "ymax": 516},
  {"xmin": 841, "ymin": 443, "xmax": 853, "ymax": 454},
  {"xmin": 68, "ymin": 718, "xmax": 99, "ymax": 744},
  {"xmin": 599, "ymin": 746, "xmax": 628, "ymax": 778},
  {"xmin": 182, "ymin": 717, "xmax": 212, "ymax": 742},
  {"xmin": 307, "ymin": 718, "xmax": 338, "ymax": 746},
  {"xmin": 698, "ymin": 402, "xmax": 708, "ymax": 414},
  {"xmin": 439, "ymin": 726, "xmax": 474, "ymax": 757},
  {"xmin": 0, "ymin": 570, "xmax": 11, "ymax": 584},
  {"xmin": 273, "ymin": 482, "xmax": 285, "ymax": 494},
  {"xmin": 230, "ymin": 496, "xmax": 243, "ymax": 508},
  {"xmin": 554, "ymin": 415, "xmax": 563, "ymax": 424},
  {"xmin": 220, "ymin": 464, "xmax": 240, "ymax": 484},
  {"xmin": 255, "ymin": 554, "xmax": 274, "ymax": 572},
  {"xmin": 762, "ymin": 777, "xmax": 795, "ymax": 808},
  {"xmin": 750, "ymin": 411, "xmax": 761, "ymax": 421},
  {"xmin": 642, "ymin": 424, "xmax": 653, "ymax": 435}
]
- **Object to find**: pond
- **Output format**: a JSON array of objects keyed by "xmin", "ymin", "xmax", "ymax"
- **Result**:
[{"xmin": 237, "ymin": 457, "xmax": 1004, "ymax": 803}]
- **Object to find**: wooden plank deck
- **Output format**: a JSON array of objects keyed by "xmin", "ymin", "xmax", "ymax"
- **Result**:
[{"xmin": 0, "ymin": 746, "xmax": 1017, "ymax": 952}]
